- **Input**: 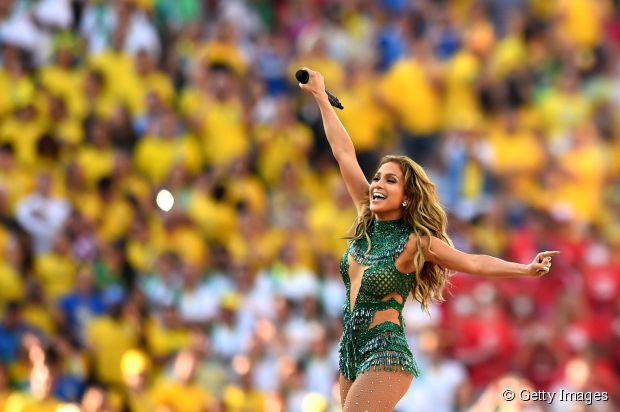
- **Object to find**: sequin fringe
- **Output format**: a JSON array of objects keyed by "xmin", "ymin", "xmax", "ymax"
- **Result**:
[{"xmin": 359, "ymin": 350, "xmax": 422, "ymax": 378}]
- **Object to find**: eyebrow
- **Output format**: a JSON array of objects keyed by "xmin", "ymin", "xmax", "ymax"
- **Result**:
[{"xmin": 374, "ymin": 172, "xmax": 400, "ymax": 180}]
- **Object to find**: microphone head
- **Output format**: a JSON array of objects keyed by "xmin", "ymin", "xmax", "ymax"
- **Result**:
[{"xmin": 295, "ymin": 69, "xmax": 309, "ymax": 84}]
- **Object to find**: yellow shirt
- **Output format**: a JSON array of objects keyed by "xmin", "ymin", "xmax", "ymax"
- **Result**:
[
  {"xmin": 76, "ymin": 145, "xmax": 115, "ymax": 187},
  {"xmin": 134, "ymin": 134, "xmax": 203, "ymax": 184},
  {"xmin": 86, "ymin": 316, "xmax": 139, "ymax": 386},
  {"xmin": 0, "ymin": 166, "xmax": 34, "ymax": 213},
  {"xmin": 556, "ymin": 0, "xmax": 608, "ymax": 49},
  {"xmin": 126, "ymin": 390, "xmax": 156, "ymax": 412},
  {"xmin": 96, "ymin": 195, "xmax": 135, "ymax": 242},
  {"xmin": 338, "ymin": 81, "xmax": 389, "ymax": 151},
  {"xmin": 126, "ymin": 237, "xmax": 162, "ymax": 275},
  {"xmin": 0, "ymin": 390, "xmax": 8, "ymax": 412},
  {"xmin": 487, "ymin": 127, "xmax": 544, "ymax": 175},
  {"xmin": 22, "ymin": 304, "xmax": 56, "ymax": 337},
  {"xmin": 88, "ymin": 50, "xmax": 134, "ymax": 105},
  {"xmin": 2, "ymin": 74, "xmax": 37, "ymax": 114},
  {"xmin": 166, "ymin": 226, "xmax": 208, "ymax": 266},
  {"xmin": 201, "ymin": 99, "xmax": 249, "ymax": 166},
  {"xmin": 307, "ymin": 200, "xmax": 357, "ymax": 256},
  {"xmin": 145, "ymin": 317, "xmax": 191, "ymax": 358},
  {"xmin": 222, "ymin": 385, "xmax": 266, "ymax": 412},
  {"xmin": 537, "ymin": 89, "xmax": 591, "ymax": 140},
  {"xmin": 490, "ymin": 35, "xmax": 527, "ymax": 80},
  {"xmin": 187, "ymin": 192, "xmax": 237, "ymax": 243},
  {"xmin": 487, "ymin": 124, "xmax": 544, "ymax": 202},
  {"xmin": 69, "ymin": 189, "xmax": 100, "ymax": 223},
  {"xmin": 224, "ymin": 175, "xmax": 268, "ymax": 214},
  {"xmin": 198, "ymin": 41, "xmax": 247, "ymax": 75},
  {"xmin": 179, "ymin": 88, "xmax": 212, "ymax": 121},
  {"xmin": 3, "ymin": 394, "xmax": 62, "ymax": 412},
  {"xmin": 443, "ymin": 50, "xmax": 482, "ymax": 129},
  {"xmin": 377, "ymin": 58, "xmax": 442, "ymax": 134},
  {"xmin": 552, "ymin": 143, "xmax": 606, "ymax": 222},
  {"xmin": 254, "ymin": 123, "xmax": 313, "ymax": 185},
  {"xmin": 38, "ymin": 65, "xmax": 85, "ymax": 118},
  {"xmin": 0, "ymin": 70, "xmax": 10, "ymax": 116},
  {"xmin": 53, "ymin": 116, "xmax": 84, "ymax": 146},
  {"xmin": 151, "ymin": 381, "xmax": 217, "ymax": 412},
  {"xmin": 0, "ymin": 116, "xmax": 48, "ymax": 167},
  {"xmin": 226, "ymin": 227, "xmax": 284, "ymax": 268},
  {"xmin": 124, "ymin": 71, "xmax": 174, "ymax": 116},
  {"xmin": 34, "ymin": 252, "xmax": 76, "ymax": 301},
  {"xmin": 81, "ymin": 87, "xmax": 118, "ymax": 120},
  {"xmin": 0, "ymin": 262, "xmax": 24, "ymax": 304}
]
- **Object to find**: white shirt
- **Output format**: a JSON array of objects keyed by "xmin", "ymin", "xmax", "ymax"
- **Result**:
[
  {"xmin": 15, "ymin": 192, "xmax": 70, "ymax": 254},
  {"xmin": 178, "ymin": 284, "xmax": 218, "ymax": 323}
]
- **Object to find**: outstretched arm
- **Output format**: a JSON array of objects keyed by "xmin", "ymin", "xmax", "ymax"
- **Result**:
[
  {"xmin": 418, "ymin": 236, "xmax": 559, "ymax": 278},
  {"xmin": 299, "ymin": 68, "xmax": 369, "ymax": 215}
]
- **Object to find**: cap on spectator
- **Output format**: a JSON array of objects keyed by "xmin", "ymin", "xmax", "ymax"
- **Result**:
[
  {"xmin": 53, "ymin": 31, "xmax": 80, "ymax": 54},
  {"xmin": 219, "ymin": 292, "xmax": 241, "ymax": 311}
]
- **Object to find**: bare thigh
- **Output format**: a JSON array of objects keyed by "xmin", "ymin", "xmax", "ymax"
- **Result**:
[
  {"xmin": 339, "ymin": 373, "xmax": 355, "ymax": 409},
  {"xmin": 342, "ymin": 370, "xmax": 413, "ymax": 412}
]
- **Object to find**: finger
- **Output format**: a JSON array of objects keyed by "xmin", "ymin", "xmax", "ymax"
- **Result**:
[
  {"xmin": 542, "ymin": 251, "xmax": 561, "ymax": 257},
  {"xmin": 301, "ymin": 67, "xmax": 314, "ymax": 78}
]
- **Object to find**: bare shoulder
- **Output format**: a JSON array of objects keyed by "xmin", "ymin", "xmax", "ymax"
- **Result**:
[
  {"xmin": 404, "ymin": 233, "xmax": 448, "ymax": 260},
  {"xmin": 405, "ymin": 233, "xmax": 434, "ymax": 251}
]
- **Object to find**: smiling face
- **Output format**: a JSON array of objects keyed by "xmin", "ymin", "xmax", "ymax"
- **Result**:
[{"xmin": 369, "ymin": 161, "xmax": 408, "ymax": 220}]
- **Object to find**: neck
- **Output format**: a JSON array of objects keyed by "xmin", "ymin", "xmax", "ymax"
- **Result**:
[
  {"xmin": 374, "ymin": 212, "xmax": 403, "ymax": 222},
  {"xmin": 372, "ymin": 216, "xmax": 405, "ymax": 232}
]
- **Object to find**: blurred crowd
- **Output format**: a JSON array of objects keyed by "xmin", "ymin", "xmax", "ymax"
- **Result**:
[{"xmin": 0, "ymin": 0, "xmax": 619, "ymax": 411}]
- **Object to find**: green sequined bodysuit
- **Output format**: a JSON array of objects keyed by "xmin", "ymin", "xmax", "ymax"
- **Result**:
[{"xmin": 338, "ymin": 218, "xmax": 422, "ymax": 381}]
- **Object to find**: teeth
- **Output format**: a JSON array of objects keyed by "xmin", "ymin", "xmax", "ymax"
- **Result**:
[{"xmin": 372, "ymin": 192, "xmax": 386, "ymax": 200}]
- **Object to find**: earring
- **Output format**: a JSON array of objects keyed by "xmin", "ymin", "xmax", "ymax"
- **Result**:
[{"xmin": 402, "ymin": 201, "xmax": 408, "ymax": 207}]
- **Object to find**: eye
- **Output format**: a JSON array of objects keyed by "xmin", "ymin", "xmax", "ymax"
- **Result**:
[
  {"xmin": 388, "ymin": 179, "xmax": 396, "ymax": 183},
  {"xmin": 372, "ymin": 176, "xmax": 379, "ymax": 181}
]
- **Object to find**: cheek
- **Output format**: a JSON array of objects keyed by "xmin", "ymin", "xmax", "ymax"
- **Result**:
[{"xmin": 390, "ymin": 186, "xmax": 405, "ymax": 201}]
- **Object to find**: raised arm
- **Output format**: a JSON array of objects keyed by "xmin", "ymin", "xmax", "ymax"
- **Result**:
[
  {"xmin": 416, "ymin": 235, "xmax": 559, "ymax": 278},
  {"xmin": 299, "ymin": 68, "xmax": 369, "ymax": 215}
]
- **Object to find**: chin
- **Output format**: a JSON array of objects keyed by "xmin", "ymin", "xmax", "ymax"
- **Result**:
[{"xmin": 369, "ymin": 202, "xmax": 397, "ymax": 214}]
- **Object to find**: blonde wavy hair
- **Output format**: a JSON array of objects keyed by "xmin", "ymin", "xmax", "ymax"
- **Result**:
[{"xmin": 346, "ymin": 155, "xmax": 453, "ymax": 314}]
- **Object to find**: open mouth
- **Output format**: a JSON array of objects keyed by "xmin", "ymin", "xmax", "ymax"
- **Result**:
[{"xmin": 372, "ymin": 192, "xmax": 386, "ymax": 201}]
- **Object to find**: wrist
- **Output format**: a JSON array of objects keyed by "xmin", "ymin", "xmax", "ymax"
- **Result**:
[
  {"xmin": 313, "ymin": 90, "xmax": 329, "ymax": 102},
  {"xmin": 521, "ymin": 263, "xmax": 531, "ymax": 277}
]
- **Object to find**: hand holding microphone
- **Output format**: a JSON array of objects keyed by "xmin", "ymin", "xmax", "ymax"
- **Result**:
[{"xmin": 296, "ymin": 68, "xmax": 344, "ymax": 110}]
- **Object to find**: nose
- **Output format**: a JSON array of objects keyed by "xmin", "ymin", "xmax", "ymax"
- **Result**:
[{"xmin": 371, "ymin": 182, "xmax": 384, "ymax": 191}]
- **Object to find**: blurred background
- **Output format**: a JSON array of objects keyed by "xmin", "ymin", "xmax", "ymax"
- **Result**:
[{"xmin": 0, "ymin": 0, "xmax": 619, "ymax": 411}]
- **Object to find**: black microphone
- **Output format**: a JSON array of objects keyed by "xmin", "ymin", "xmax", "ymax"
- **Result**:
[{"xmin": 295, "ymin": 69, "xmax": 344, "ymax": 110}]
